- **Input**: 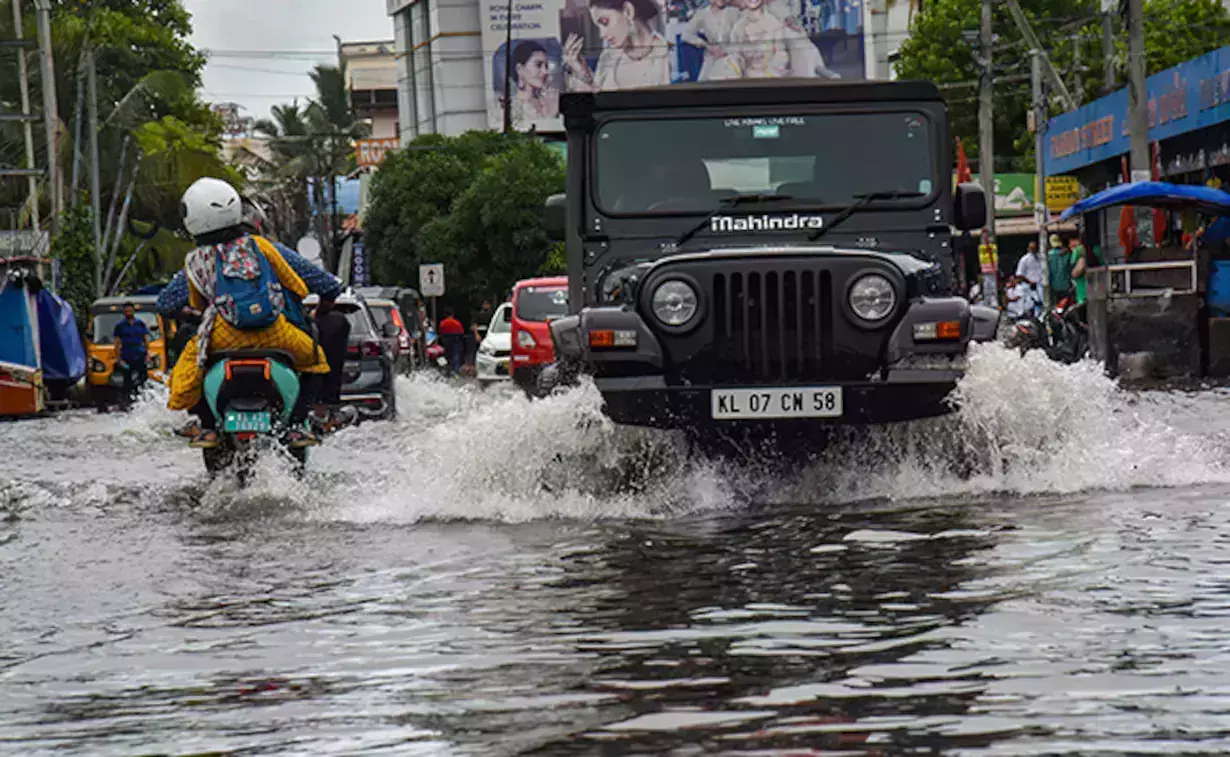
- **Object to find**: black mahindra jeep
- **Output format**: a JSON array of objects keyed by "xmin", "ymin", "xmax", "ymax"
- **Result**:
[{"xmin": 541, "ymin": 79, "xmax": 999, "ymax": 433}]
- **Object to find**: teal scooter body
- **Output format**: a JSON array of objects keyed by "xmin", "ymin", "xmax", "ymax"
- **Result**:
[{"xmin": 199, "ymin": 353, "xmax": 309, "ymax": 479}]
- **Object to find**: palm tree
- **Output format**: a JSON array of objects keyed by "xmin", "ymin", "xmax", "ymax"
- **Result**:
[{"xmin": 242, "ymin": 67, "xmax": 368, "ymax": 267}]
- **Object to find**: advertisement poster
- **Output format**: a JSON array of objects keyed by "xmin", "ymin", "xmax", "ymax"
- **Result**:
[{"xmin": 481, "ymin": 0, "xmax": 866, "ymax": 133}]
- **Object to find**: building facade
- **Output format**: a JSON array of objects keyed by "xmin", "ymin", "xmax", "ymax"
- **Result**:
[
  {"xmin": 1044, "ymin": 43, "xmax": 1230, "ymax": 262},
  {"xmin": 342, "ymin": 40, "xmax": 401, "ymax": 139}
]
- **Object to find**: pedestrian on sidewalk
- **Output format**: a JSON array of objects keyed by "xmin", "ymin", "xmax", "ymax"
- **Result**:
[{"xmin": 1047, "ymin": 233, "xmax": 1072, "ymax": 306}]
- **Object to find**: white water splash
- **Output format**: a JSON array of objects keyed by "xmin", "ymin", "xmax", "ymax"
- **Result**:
[
  {"xmin": 770, "ymin": 345, "xmax": 1230, "ymax": 504},
  {"xmin": 4, "ymin": 346, "xmax": 1230, "ymax": 521}
]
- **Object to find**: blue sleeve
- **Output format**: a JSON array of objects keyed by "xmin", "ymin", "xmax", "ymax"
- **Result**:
[
  {"xmin": 112, "ymin": 321, "xmax": 123, "ymax": 339},
  {"xmin": 276, "ymin": 242, "xmax": 343, "ymax": 300},
  {"xmin": 156, "ymin": 270, "xmax": 190, "ymax": 314}
]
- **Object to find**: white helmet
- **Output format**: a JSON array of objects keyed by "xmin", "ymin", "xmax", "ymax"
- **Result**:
[{"xmin": 181, "ymin": 177, "xmax": 242, "ymax": 237}]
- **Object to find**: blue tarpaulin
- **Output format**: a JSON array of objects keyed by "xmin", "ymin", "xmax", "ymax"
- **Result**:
[
  {"xmin": 1060, "ymin": 181, "xmax": 1230, "ymax": 221},
  {"xmin": 35, "ymin": 290, "xmax": 85, "ymax": 383},
  {"xmin": 0, "ymin": 280, "xmax": 37, "ymax": 368}
]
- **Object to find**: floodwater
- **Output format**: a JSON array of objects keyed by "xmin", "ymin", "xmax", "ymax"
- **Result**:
[{"xmin": 5, "ymin": 345, "xmax": 1230, "ymax": 755}]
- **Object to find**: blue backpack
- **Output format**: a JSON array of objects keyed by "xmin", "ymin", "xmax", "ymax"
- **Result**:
[{"xmin": 214, "ymin": 239, "xmax": 282, "ymax": 331}]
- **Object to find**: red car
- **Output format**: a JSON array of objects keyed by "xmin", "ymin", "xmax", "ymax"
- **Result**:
[{"xmin": 510, "ymin": 276, "xmax": 569, "ymax": 393}]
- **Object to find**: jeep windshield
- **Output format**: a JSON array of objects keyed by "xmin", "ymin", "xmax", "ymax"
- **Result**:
[{"xmin": 594, "ymin": 113, "xmax": 936, "ymax": 216}]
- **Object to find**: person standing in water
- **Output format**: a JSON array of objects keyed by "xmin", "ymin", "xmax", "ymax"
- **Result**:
[{"xmin": 112, "ymin": 302, "xmax": 151, "ymax": 409}]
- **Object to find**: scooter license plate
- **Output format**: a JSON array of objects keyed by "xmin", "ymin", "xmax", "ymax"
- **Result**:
[{"xmin": 224, "ymin": 410, "xmax": 272, "ymax": 433}]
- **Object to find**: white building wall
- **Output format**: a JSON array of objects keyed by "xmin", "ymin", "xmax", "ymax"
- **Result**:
[
  {"xmin": 864, "ymin": 0, "xmax": 917, "ymax": 81},
  {"xmin": 391, "ymin": 0, "xmax": 486, "ymax": 140}
]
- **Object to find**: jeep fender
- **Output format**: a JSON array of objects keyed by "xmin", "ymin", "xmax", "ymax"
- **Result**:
[
  {"xmin": 885, "ymin": 297, "xmax": 989, "ymax": 365},
  {"xmin": 548, "ymin": 307, "xmax": 664, "ymax": 370}
]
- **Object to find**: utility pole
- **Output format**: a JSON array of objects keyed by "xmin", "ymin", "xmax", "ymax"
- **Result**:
[
  {"xmin": 1003, "ymin": 0, "xmax": 1078, "ymax": 111},
  {"xmin": 1032, "ymin": 49, "xmax": 1051, "ymax": 307},
  {"xmin": 11, "ymin": 0, "xmax": 40, "ymax": 231},
  {"xmin": 70, "ymin": 49, "xmax": 85, "ymax": 201},
  {"xmin": 502, "ymin": 0, "xmax": 514, "ymax": 134},
  {"xmin": 1127, "ymin": 0, "xmax": 1152, "ymax": 244},
  {"xmin": 1102, "ymin": 0, "xmax": 1115, "ymax": 94},
  {"xmin": 87, "ymin": 47, "xmax": 103, "ymax": 294},
  {"xmin": 1072, "ymin": 34, "xmax": 1084, "ymax": 105},
  {"xmin": 979, "ymin": 0, "xmax": 995, "ymax": 246},
  {"xmin": 33, "ymin": 0, "xmax": 60, "ymax": 232}
]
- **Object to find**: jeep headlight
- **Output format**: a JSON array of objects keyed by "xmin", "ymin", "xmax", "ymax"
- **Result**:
[
  {"xmin": 848, "ymin": 274, "xmax": 896, "ymax": 322},
  {"xmin": 651, "ymin": 280, "xmax": 699, "ymax": 328}
]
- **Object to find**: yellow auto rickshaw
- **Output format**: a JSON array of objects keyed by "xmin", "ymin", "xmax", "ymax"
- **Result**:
[{"xmin": 86, "ymin": 295, "xmax": 175, "ymax": 407}]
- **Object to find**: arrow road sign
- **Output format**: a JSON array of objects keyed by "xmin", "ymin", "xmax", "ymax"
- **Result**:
[{"xmin": 419, "ymin": 263, "xmax": 445, "ymax": 297}]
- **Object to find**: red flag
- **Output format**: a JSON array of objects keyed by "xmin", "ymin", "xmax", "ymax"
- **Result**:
[
  {"xmin": 1151, "ymin": 141, "xmax": 1166, "ymax": 244},
  {"xmin": 1118, "ymin": 156, "xmax": 1137, "ymax": 255},
  {"xmin": 955, "ymin": 138, "xmax": 973, "ymax": 184}
]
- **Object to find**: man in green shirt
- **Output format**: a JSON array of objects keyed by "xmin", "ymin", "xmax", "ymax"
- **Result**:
[
  {"xmin": 1068, "ymin": 236, "xmax": 1088, "ymax": 305},
  {"xmin": 1047, "ymin": 233, "xmax": 1072, "ymax": 305}
]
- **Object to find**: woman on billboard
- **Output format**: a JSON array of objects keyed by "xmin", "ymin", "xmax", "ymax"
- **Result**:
[
  {"xmin": 730, "ymin": 0, "xmax": 790, "ymax": 79},
  {"xmin": 563, "ymin": 0, "xmax": 672, "ymax": 90},
  {"xmin": 509, "ymin": 40, "xmax": 561, "ymax": 126},
  {"xmin": 679, "ymin": 0, "xmax": 742, "ymax": 81},
  {"xmin": 766, "ymin": 0, "xmax": 840, "ymax": 78}
]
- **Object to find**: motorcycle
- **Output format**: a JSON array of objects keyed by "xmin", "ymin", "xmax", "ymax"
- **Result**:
[
  {"xmin": 422, "ymin": 327, "xmax": 451, "ymax": 375},
  {"xmin": 200, "ymin": 349, "xmax": 311, "ymax": 481},
  {"xmin": 1005, "ymin": 296, "xmax": 1089, "ymax": 365}
]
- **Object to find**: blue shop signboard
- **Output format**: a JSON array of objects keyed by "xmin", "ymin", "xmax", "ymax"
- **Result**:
[{"xmin": 1044, "ymin": 43, "xmax": 1230, "ymax": 177}]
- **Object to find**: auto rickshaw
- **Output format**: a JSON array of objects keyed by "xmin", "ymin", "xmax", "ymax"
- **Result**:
[{"xmin": 86, "ymin": 295, "xmax": 175, "ymax": 408}]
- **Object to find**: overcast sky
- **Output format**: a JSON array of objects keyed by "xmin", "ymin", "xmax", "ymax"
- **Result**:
[{"xmin": 183, "ymin": 0, "xmax": 393, "ymax": 122}]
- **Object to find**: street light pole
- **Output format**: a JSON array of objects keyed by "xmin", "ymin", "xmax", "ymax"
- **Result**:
[{"xmin": 502, "ymin": 0, "xmax": 514, "ymax": 134}]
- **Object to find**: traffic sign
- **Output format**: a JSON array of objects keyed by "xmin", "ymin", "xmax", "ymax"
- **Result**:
[{"xmin": 419, "ymin": 263, "xmax": 445, "ymax": 297}]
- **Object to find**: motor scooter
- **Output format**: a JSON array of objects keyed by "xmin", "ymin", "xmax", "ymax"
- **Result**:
[
  {"xmin": 200, "ymin": 349, "xmax": 312, "ymax": 482},
  {"xmin": 422, "ymin": 327, "xmax": 451, "ymax": 375},
  {"xmin": 1005, "ymin": 296, "xmax": 1089, "ymax": 364}
]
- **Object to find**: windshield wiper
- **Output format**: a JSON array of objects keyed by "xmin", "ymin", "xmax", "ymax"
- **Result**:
[
  {"xmin": 807, "ymin": 190, "xmax": 925, "ymax": 242},
  {"xmin": 672, "ymin": 193, "xmax": 799, "ymax": 249}
]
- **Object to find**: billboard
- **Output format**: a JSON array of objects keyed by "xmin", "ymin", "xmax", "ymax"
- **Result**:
[{"xmin": 481, "ymin": 0, "xmax": 866, "ymax": 133}]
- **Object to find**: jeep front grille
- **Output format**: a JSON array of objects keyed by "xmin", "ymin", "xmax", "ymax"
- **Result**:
[{"xmin": 711, "ymin": 269, "xmax": 834, "ymax": 381}]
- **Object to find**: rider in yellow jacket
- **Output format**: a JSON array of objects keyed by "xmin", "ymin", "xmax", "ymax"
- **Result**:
[{"xmin": 169, "ymin": 177, "xmax": 330, "ymax": 448}]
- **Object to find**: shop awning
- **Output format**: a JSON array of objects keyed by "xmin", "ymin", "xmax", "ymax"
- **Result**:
[{"xmin": 1060, "ymin": 181, "xmax": 1230, "ymax": 221}]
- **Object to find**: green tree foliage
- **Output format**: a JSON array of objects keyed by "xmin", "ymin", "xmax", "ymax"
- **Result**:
[
  {"xmin": 133, "ymin": 115, "xmax": 241, "ymax": 230},
  {"xmin": 365, "ymin": 133, "xmax": 565, "ymax": 313},
  {"xmin": 52, "ymin": 202, "xmax": 96, "ymax": 333},
  {"xmin": 0, "ymin": 0, "xmax": 226, "ymax": 290},
  {"xmin": 894, "ymin": 0, "xmax": 1230, "ymax": 170}
]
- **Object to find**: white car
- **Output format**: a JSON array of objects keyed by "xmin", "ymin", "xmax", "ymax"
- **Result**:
[{"xmin": 475, "ymin": 303, "xmax": 513, "ymax": 382}]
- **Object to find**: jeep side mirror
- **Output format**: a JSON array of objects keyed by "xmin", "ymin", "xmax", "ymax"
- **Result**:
[
  {"xmin": 954, "ymin": 182, "xmax": 987, "ymax": 231},
  {"xmin": 501, "ymin": 307, "xmax": 512, "ymax": 323},
  {"xmin": 544, "ymin": 193, "xmax": 566, "ymax": 242}
]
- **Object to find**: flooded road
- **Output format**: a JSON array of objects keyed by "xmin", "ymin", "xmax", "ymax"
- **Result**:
[{"xmin": 5, "ymin": 346, "xmax": 1230, "ymax": 755}]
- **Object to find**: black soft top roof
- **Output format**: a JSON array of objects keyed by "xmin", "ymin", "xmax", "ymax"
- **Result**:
[{"xmin": 562, "ymin": 79, "xmax": 943, "ymax": 124}]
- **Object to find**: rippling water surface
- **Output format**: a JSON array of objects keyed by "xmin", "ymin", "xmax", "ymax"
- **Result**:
[{"xmin": 5, "ymin": 345, "xmax": 1230, "ymax": 755}]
